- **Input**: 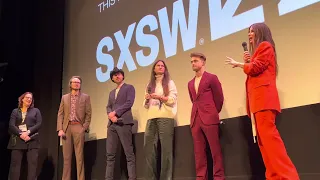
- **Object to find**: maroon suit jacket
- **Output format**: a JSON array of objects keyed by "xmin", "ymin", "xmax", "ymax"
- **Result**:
[{"xmin": 188, "ymin": 71, "xmax": 224, "ymax": 127}]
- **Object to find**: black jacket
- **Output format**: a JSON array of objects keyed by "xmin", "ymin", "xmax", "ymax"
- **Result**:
[{"xmin": 7, "ymin": 107, "xmax": 42, "ymax": 149}]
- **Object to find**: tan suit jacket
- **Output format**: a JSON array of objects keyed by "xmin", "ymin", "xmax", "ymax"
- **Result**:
[{"xmin": 57, "ymin": 92, "xmax": 92, "ymax": 132}]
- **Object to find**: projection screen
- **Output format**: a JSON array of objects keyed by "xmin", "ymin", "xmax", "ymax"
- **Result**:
[{"xmin": 62, "ymin": 0, "xmax": 320, "ymax": 141}]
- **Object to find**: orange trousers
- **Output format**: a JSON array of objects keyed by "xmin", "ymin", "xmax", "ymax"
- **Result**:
[{"xmin": 255, "ymin": 110, "xmax": 300, "ymax": 180}]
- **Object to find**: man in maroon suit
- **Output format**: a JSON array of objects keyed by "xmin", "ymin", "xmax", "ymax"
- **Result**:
[{"xmin": 188, "ymin": 52, "xmax": 225, "ymax": 180}]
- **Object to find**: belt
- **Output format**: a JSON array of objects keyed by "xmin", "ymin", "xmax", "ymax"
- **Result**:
[{"xmin": 69, "ymin": 120, "xmax": 80, "ymax": 125}]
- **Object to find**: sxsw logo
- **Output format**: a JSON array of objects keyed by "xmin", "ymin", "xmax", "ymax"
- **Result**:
[{"xmin": 96, "ymin": 0, "xmax": 320, "ymax": 82}]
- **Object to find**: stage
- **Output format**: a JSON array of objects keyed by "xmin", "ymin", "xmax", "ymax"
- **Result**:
[
  {"xmin": 56, "ymin": 103, "xmax": 320, "ymax": 180},
  {"xmin": 1, "ymin": 1, "xmax": 320, "ymax": 180}
]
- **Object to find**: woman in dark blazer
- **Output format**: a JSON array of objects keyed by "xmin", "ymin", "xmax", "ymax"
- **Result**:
[{"xmin": 7, "ymin": 92, "xmax": 42, "ymax": 180}]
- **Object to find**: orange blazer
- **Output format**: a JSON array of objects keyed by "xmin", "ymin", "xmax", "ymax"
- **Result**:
[{"xmin": 243, "ymin": 41, "xmax": 281, "ymax": 118}]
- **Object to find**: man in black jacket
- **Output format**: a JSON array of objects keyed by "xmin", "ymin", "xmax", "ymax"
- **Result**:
[{"xmin": 105, "ymin": 67, "xmax": 136, "ymax": 180}]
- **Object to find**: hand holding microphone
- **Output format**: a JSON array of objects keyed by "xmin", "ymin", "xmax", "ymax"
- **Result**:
[
  {"xmin": 242, "ymin": 42, "xmax": 251, "ymax": 63},
  {"xmin": 58, "ymin": 130, "xmax": 66, "ymax": 138},
  {"xmin": 145, "ymin": 86, "xmax": 152, "ymax": 106},
  {"xmin": 225, "ymin": 42, "xmax": 250, "ymax": 68}
]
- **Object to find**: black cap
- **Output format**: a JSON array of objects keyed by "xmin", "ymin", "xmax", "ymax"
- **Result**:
[{"xmin": 110, "ymin": 67, "xmax": 124, "ymax": 82}]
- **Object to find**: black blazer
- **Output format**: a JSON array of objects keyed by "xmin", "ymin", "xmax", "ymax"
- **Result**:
[
  {"xmin": 7, "ymin": 107, "xmax": 42, "ymax": 149},
  {"xmin": 106, "ymin": 83, "xmax": 135, "ymax": 126}
]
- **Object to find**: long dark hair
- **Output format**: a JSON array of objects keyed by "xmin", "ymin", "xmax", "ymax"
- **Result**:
[
  {"xmin": 147, "ymin": 60, "xmax": 171, "ymax": 96},
  {"xmin": 249, "ymin": 23, "xmax": 278, "ymax": 75}
]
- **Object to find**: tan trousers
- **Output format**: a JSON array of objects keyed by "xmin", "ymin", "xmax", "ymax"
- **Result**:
[{"xmin": 62, "ymin": 123, "xmax": 85, "ymax": 180}]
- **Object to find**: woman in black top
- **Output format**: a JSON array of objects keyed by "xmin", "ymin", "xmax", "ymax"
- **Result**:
[{"xmin": 7, "ymin": 92, "xmax": 42, "ymax": 180}]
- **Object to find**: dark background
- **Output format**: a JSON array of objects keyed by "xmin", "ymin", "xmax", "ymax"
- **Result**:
[
  {"xmin": 0, "ymin": 0, "xmax": 64, "ymax": 179},
  {"xmin": 0, "ymin": 0, "xmax": 320, "ymax": 180}
]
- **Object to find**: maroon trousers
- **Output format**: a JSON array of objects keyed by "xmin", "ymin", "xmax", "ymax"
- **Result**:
[{"xmin": 191, "ymin": 113, "xmax": 225, "ymax": 180}]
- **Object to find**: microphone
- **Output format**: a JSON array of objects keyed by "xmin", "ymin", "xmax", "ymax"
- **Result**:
[
  {"xmin": 116, "ymin": 118, "xmax": 124, "ymax": 125},
  {"xmin": 30, "ymin": 132, "xmax": 39, "ymax": 139},
  {"xmin": 242, "ymin": 42, "xmax": 248, "ymax": 51},
  {"xmin": 242, "ymin": 42, "xmax": 250, "ymax": 63},
  {"xmin": 26, "ymin": 132, "xmax": 39, "ymax": 143}
]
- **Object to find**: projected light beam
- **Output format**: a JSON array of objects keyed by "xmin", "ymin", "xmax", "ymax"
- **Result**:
[{"xmin": 209, "ymin": 0, "xmax": 264, "ymax": 41}]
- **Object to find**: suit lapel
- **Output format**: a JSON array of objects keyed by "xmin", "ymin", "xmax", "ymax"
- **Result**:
[
  {"xmin": 196, "ymin": 72, "xmax": 207, "ymax": 99},
  {"xmin": 189, "ymin": 78, "xmax": 197, "ymax": 101},
  {"xmin": 75, "ymin": 92, "xmax": 82, "ymax": 118},
  {"xmin": 115, "ymin": 83, "xmax": 125, "ymax": 104},
  {"xmin": 110, "ymin": 90, "xmax": 115, "ymax": 104},
  {"xmin": 24, "ymin": 108, "xmax": 30, "ymax": 124},
  {"xmin": 66, "ymin": 93, "xmax": 71, "ymax": 117},
  {"xmin": 17, "ymin": 109, "xmax": 23, "ymax": 124}
]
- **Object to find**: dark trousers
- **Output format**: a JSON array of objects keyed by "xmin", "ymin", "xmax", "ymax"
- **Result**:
[
  {"xmin": 144, "ymin": 118, "xmax": 174, "ymax": 180},
  {"xmin": 9, "ymin": 149, "xmax": 39, "ymax": 180},
  {"xmin": 191, "ymin": 113, "xmax": 225, "ymax": 180},
  {"xmin": 105, "ymin": 124, "xmax": 136, "ymax": 180}
]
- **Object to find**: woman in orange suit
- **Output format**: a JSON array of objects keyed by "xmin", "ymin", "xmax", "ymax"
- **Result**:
[{"xmin": 225, "ymin": 22, "xmax": 300, "ymax": 180}]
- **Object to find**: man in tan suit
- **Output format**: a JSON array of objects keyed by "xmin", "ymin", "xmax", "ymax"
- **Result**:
[{"xmin": 57, "ymin": 76, "xmax": 92, "ymax": 180}]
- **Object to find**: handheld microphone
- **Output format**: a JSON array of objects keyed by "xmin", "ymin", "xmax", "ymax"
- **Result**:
[
  {"xmin": 26, "ymin": 132, "xmax": 39, "ymax": 143},
  {"xmin": 242, "ymin": 42, "xmax": 250, "ymax": 62},
  {"xmin": 30, "ymin": 132, "xmax": 39, "ymax": 138},
  {"xmin": 242, "ymin": 42, "xmax": 248, "ymax": 51},
  {"xmin": 116, "ymin": 118, "xmax": 124, "ymax": 125}
]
